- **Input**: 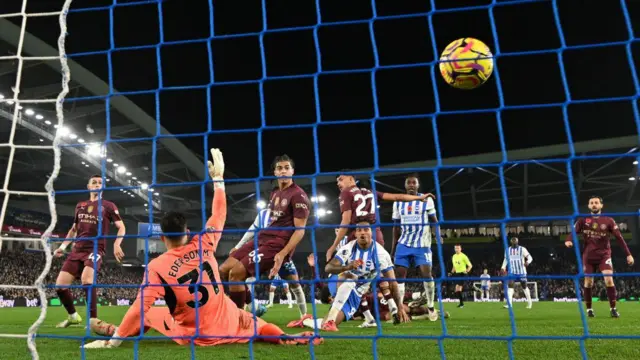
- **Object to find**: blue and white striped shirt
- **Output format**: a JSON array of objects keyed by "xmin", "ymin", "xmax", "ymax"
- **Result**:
[
  {"xmin": 337, "ymin": 235, "xmax": 349, "ymax": 249},
  {"xmin": 335, "ymin": 241, "xmax": 393, "ymax": 295},
  {"xmin": 480, "ymin": 273, "xmax": 491, "ymax": 287},
  {"xmin": 235, "ymin": 209, "xmax": 271, "ymax": 249},
  {"xmin": 392, "ymin": 196, "xmax": 436, "ymax": 248},
  {"xmin": 501, "ymin": 246, "xmax": 533, "ymax": 276}
]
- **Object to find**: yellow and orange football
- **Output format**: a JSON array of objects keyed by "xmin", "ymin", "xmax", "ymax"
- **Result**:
[{"xmin": 439, "ymin": 38, "xmax": 494, "ymax": 90}]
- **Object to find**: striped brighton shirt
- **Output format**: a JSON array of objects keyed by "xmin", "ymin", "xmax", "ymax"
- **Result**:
[
  {"xmin": 234, "ymin": 209, "xmax": 271, "ymax": 250},
  {"xmin": 501, "ymin": 246, "xmax": 533, "ymax": 275},
  {"xmin": 392, "ymin": 196, "xmax": 436, "ymax": 248}
]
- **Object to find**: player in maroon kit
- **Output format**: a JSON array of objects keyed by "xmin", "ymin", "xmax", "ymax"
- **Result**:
[
  {"xmin": 53, "ymin": 174, "xmax": 126, "ymax": 328},
  {"xmin": 219, "ymin": 155, "xmax": 310, "ymax": 318},
  {"xmin": 565, "ymin": 195, "xmax": 634, "ymax": 318},
  {"xmin": 325, "ymin": 172, "xmax": 433, "ymax": 261}
]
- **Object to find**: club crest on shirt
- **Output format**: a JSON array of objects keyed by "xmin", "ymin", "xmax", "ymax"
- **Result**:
[
  {"xmin": 281, "ymin": 198, "xmax": 288, "ymax": 207},
  {"xmin": 87, "ymin": 205, "xmax": 94, "ymax": 213},
  {"xmin": 592, "ymin": 223, "xmax": 598, "ymax": 230},
  {"xmin": 600, "ymin": 224, "xmax": 607, "ymax": 230}
]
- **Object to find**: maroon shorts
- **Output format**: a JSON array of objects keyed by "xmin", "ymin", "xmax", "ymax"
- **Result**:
[
  {"xmin": 349, "ymin": 227, "xmax": 384, "ymax": 246},
  {"xmin": 231, "ymin": 238, "xmax": 289, "ymax": 277},
  {"xmin": 61, "ymin": 250, "xmax": 104, "ymax": 280},
  {"xmin": 582, "ymin": 254, "xmax": 613, "ymax": 274}
]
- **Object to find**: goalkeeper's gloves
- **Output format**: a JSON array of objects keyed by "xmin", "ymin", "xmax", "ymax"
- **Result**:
[{"xmin": 207, "ymin": 148, "xmax": 225, "ymax": 190}]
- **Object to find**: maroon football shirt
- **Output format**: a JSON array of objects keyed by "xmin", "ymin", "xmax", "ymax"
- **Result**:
[
  {"xmin": 339, "ymin": 185, "xmax": 385, "ymax": 225},
  {"xmin": 73, "ymin": 199, "xmax": 122, "ymax": 254},
  {"xmin": 566, "ymin": 216, "xmax": 631, "ymax": 260},
  {"xmin": 259, "ymin": 183, "xmax": 310, "ymax": 245}
]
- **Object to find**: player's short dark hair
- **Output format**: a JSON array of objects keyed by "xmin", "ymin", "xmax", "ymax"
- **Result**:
[
  {"xmin": 589, "ymin": 195, "xmax": 603, "ymax": 203},
  {"xmin": 355, "ymin": 218, "xmax": 372, "ymax": 225},
  {"xmin": 337, "ymin": 169, "xmax": 356, "ymax": 181},
  {"xmin": 455, "ymin": 243, "xmax": 462, "ymax": 247},
  {"xmin": 320, "ymin": 286, "xmax": 332, "ymax": 304},
  {"xmin": 160, "ymin": 211, "xmax": 188, "ymax": 242},
  {"xmin": 405, "ymin": 173, "xmax": 420, "ymax": 181},
  {"xmin": 272, "ymin": 154, "xmax": 295, "ymax": 170},
  {"xmin": 89, "ymin": 174, "xmax": 102, "ymax": 181}
]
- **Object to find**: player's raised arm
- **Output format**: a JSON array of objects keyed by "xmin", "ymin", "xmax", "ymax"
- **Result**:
[
  {"xmin": 609, "ymin": 219, "xmax": 634, "ymax": 265},
  {"xmin": 565, "ymin": 218, "xmax": 584, "ymax": 248},
  {"xmin": 378, "ymin": 192, "xmax": 434, "ymax": 202},
  {"xmin": 327, "ymin": 190, "xmax": 353, "ymax": 261},
  {"xmin": 202, "ymin": 148, "xmax": 227, "ymax": 252}
]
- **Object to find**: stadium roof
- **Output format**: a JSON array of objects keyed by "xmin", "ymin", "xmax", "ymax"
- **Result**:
[{"xmin": 1, "ymin": 1, "xmax": 639, "ymax": 229}]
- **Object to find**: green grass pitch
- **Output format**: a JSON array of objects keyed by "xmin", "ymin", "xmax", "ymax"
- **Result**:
[{"xmin": 1, "ymin": 302, "xmax": 638, "ymax": 359}]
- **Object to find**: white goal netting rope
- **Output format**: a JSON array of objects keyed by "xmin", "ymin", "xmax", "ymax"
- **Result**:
[{"xmin": 0, "ymin": 1, "xmax": 73, "ymax": 359}]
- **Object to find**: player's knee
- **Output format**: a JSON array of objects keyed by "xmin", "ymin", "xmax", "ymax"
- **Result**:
[
  {"xmin": 604, "ymin": 276, "xmax": 614, "ymax": 287},
  {"xmin": 584, "ymin": 278, "xmax": 594, "ymax": 287},
  {"xmin": 80, "ymin": 269, "xmax": 95, "ymax": 284},
  {"xmin": 56, "ymin": 272, "xmax": 73, "ymax": 286}
]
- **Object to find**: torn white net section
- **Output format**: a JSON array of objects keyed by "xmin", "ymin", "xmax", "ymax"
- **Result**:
[{"xmin": 0, "ymin": 1, "xmax": 74, "ymax": 359}]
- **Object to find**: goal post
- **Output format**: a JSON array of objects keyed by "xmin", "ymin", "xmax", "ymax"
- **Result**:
[{"xmin": 472, "ymin": 282, "xmax": 539, "ymax": 302}]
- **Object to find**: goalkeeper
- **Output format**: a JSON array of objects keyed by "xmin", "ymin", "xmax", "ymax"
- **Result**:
[{"xmin": 82, "ymin": 149, "xmax": 322, "ymax": 349}]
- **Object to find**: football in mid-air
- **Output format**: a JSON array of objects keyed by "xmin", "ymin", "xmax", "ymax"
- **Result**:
[{"xmin": 439, "ymin": 37, "xmax": 494, "ymax": 90}]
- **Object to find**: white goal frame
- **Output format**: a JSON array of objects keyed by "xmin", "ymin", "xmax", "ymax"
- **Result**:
[
  {"xmin": 0, "ymin": 1, "xmax": 73, "ymax": 359},
  {"xmin": 472, "ymin": 281, "xmax": 539, "ymax": 302}
]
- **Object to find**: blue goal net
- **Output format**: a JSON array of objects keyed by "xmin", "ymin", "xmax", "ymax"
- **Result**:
[{"xmin": 1, "ymin": 0, "xmax": 639, "ymax": 359}]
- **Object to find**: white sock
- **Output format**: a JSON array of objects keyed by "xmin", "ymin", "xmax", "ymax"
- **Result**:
[
  {"xmin": 268, "ymin": 291, "xmax": 275, "ymax": 305},
  {"xmin": 385, "ymin": 295, "xmax": 398, "ymax": 315},
  {"xmin": 507, "ymin": 288, "xmax": 514, "ymax": 306},
  {"xmin": 291, "ymin": 286, "xmax": 307, "ymax": 316},
  {"xmin": 397, "ymin": 283, "xmax": 405, "ymax": 305},
  {"xmin": 326, "ymin": 282, "xmax": 354, "ymax": 321},
  {"xmin": 424, "ymin": 281, "xmax": 435, "ymax": 308},
  {"xmin": 302, "ymin": 318, "xmax": 323, "ymax": 329},
  {"xmin": 70, "ymin": 312, "xmax": 80, "ymax": 319},
  {"xmin": 246, "ymin": 277, "xmax": 256, "ymax": 291},
  {"xmin": 363, "ymin": 309, "xmax": 375, "ymax": 323},
  {"xmin": 286, "ymin": 290, "xmax": 293, "ymax": 305},
  {"xmin": 524, "ymin": 288, "xmax": 532, "ymax": 305}
]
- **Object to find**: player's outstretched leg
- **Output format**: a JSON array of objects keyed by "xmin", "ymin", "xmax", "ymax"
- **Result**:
[{"xmin": 55, "ymin": 269, "xmax": 82, "ymax": 328}]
